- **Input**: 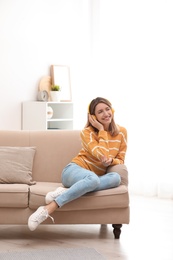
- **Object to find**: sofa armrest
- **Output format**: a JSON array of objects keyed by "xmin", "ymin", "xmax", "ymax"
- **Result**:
[{"xmin": 107, "ymin": 164, "xmax": 128, "ymax": 186}]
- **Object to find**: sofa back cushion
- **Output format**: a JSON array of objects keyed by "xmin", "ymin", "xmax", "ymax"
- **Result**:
[{"xmin": 29, "ymin": 130, "xmax": 82, "ymax": 182}]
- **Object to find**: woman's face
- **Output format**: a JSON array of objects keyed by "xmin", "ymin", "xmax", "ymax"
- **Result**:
[{"xmin": 94, "ymin": 102, "xmax": 113, "ymax": 129}]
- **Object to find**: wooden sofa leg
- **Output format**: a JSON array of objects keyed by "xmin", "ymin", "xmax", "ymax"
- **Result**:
[{"xmin": 112, "ymin": 224, "xmax": 122, "ymax": 239}]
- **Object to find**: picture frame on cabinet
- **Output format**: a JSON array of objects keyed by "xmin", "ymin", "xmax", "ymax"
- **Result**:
[{"xmin": 50, "ymin": 65, "xmax": 72, "ymax": 102}]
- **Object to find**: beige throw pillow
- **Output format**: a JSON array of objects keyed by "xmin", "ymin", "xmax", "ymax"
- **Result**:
[{"xmin": 0, "ymin": 146, "xmax": 36, "ymax": 185}]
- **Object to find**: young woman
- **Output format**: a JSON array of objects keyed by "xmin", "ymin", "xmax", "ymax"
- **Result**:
[{"xmin": 28, "ymin": 97, "xmax": 127, "ymax": 231}]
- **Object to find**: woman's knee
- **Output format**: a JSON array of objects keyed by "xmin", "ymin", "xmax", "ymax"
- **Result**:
[
  {"xmin": 107, "ymin": 164, "xmax": 128, "ymax": 186},
  {"xmin": 115, "ymin": 173, "xmax": 121, "ymax": 186},
  {"xmin": 108, "ymin": 172, "xmax": 121, "ymax": 187},
  {"xmin": 85, "ymin": 173, "xmax": 100, "ymax": 190}
]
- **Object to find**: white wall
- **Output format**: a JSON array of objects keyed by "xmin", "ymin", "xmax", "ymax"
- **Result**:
[{"xmin": 0, "ymin": 0, "xmax": 92, "ymax": 130}]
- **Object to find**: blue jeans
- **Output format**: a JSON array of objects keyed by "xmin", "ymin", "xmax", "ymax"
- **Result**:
[{"xmin": 55, "ymin": 163, "xmax": 121, "ymax": 207}]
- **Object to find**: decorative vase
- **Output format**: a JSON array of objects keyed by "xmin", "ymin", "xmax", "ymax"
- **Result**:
[
  {"xmin": 50, "ymin": 91, "xmax": 61, "ymax": 102},
  {"xmin": 47, "ymin": 106, "xmax": 53, "ymax": 119}
]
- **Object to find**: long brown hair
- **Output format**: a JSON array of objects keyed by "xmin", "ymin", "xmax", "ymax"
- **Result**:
[{"xmin": 85, "ymin": 97, "xmax": 119, "ymax": 136}]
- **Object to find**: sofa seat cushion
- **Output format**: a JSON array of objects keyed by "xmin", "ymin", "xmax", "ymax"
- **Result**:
[
  {"xmin": 0, "ymin": 184, "xmax": 29, "ymax": 208},
  {"xmin": 29, "ymin": 182, "xmax": 129, "ymax": 211}
]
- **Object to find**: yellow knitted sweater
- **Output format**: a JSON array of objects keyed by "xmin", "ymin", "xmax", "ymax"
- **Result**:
[{"xmin": 72, "ymin": 125, "xmax": 127, "ymax": 176}]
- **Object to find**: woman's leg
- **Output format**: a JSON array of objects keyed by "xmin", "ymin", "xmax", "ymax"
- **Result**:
[
  {"xmin": 55, "ymin": 163, "xmax": 100, "ymax": 207},
  {"xmin": 93, "ymin": 172, "xmax": 121, "ymax": 191},
  {"xmin": 28, "ymin": 163, "xmax": 100, "ymax": 231}
]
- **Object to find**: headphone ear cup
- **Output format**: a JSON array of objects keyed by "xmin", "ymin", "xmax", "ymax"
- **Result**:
[{"xmin": 88, "ymin": 103, "xmax": 90, "ymax": 113}]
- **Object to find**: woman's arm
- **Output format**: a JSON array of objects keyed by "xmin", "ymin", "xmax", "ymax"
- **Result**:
[
  {"xmin": 111, "ymin": 127, "xmax": 127, "ymax": 165},
  {"xmin": 80, "ymin": 127, "xmax": 111, "ymax": 161}
]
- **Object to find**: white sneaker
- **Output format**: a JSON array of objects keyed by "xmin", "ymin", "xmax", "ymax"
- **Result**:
[
  {"xmin": 28, "ymin": 206, "xmax": 54, "ymax": 231},
  {"xmin": 45, "ymin": 187, "xmax": 68, "ymax": 204}
]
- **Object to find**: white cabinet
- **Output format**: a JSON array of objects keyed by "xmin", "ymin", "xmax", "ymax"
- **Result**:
[{"xmin": 22, "ymin": 101, "xmax": 73, "ymax": 130}]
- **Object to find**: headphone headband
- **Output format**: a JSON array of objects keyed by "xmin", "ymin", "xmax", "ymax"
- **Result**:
[{"xmin": 88, "ymin": 103, "xmax": 115, "ymax": 114}]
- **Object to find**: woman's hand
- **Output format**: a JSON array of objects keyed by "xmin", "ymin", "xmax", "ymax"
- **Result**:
[
  {"xmin": 100, "ymin": 156, "xmax": 113, "ymax": 167},
  {"xmin": 89, "ymin": 114, "xmax": 104, "ymax": 131}
]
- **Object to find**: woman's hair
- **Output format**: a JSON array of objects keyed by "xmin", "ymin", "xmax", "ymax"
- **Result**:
[{"xmin": 85, "ymin": 97, "xmax": 119, "ymax": 136}]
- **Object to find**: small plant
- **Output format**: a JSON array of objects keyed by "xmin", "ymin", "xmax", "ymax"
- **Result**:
[{"xmin": 51, "ymin": 85, "xmax": 61, "ymax": 91}]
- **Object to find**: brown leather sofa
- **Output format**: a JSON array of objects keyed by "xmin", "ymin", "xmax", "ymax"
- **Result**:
[{"xmin": 0, "ymin": 130, "xmax": 130, "ymax": 239}]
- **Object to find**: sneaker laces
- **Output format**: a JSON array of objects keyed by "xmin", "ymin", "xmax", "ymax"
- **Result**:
[
  {"xmin": 48, "ymin": 214, "xmax": 55, "ymax": 224},
  {"xmin": 33, "ymin": 208, "xmax": 55, "ymax": 224}
]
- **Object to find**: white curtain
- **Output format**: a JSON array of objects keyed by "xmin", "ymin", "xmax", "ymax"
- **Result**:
[{"xmin": 88, "ymin": 0, "xmax": 173, "ymax": 199}]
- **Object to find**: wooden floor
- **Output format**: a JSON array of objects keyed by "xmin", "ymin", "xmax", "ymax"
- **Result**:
[{"xmin": 0, "ymin": 195, "xmax": 173, "ymax": 260}]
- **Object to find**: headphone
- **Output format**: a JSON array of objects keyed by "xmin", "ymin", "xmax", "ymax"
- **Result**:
[{"xmin": 88, "ymin": 103, "xmax": 115, "ymax": 114}]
